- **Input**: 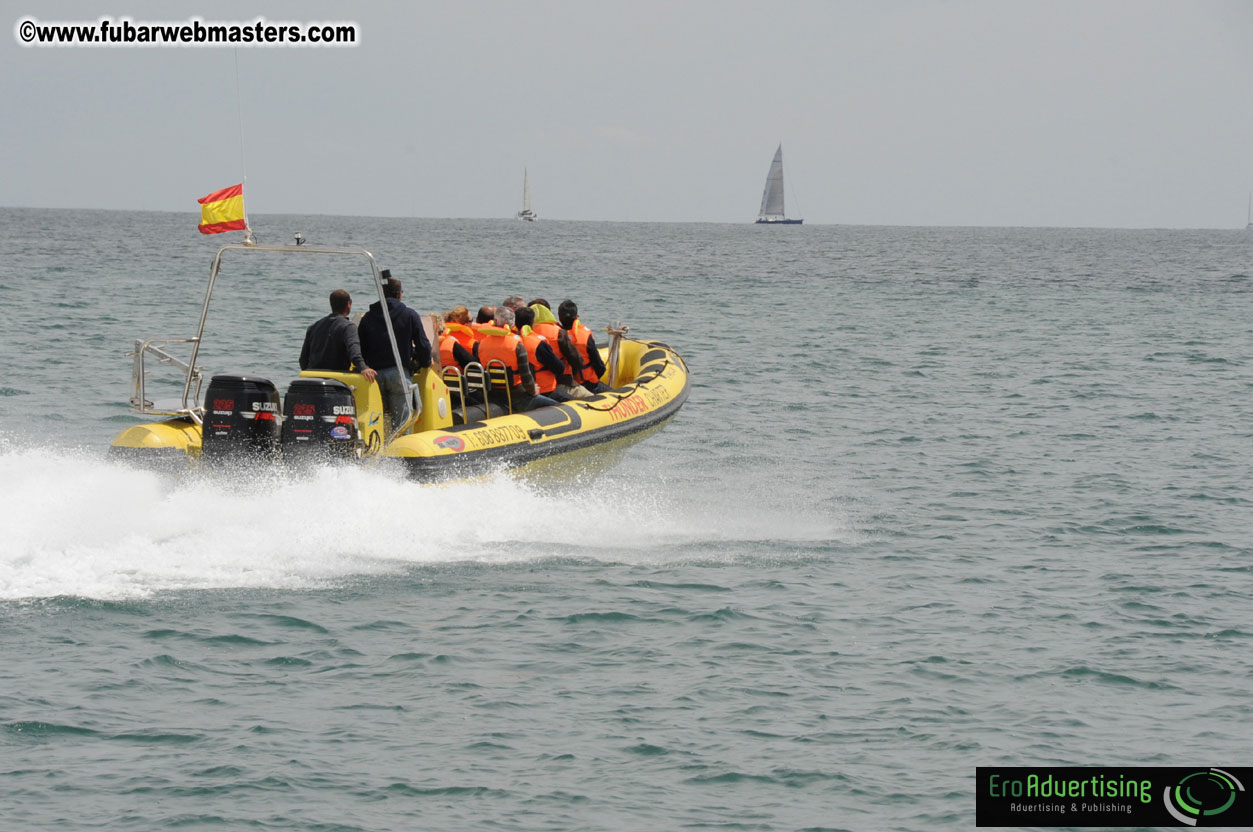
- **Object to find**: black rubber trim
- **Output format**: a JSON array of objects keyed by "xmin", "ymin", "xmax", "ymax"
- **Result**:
[{"xmin": 399, "ymin": 376, "xmax": 689, "ymax": 480}]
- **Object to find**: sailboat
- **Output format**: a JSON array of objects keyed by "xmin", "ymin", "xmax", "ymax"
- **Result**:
[
  {"xmin": 517, "ymin": 168, "xmax": 537, "ymax": 222},
  {"xmin": 755, "ymin": 143, "xmax": 802, "ymax": 225},
  {"xmin": 1246, "ymin": 192, "xmax": 1252, "ymax": 231}
]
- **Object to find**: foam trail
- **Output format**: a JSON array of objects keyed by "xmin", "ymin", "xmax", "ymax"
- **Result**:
[{"xmin": 0, "ymin": 443, "xmax": 853, "ymax": 600}]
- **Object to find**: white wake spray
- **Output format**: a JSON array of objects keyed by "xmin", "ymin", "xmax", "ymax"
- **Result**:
[{"xmin": 0, "ymin": 440, "xmax": 853, "ymax": 600}]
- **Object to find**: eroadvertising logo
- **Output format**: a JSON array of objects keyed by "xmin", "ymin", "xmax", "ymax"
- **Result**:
[
  {"xmin": 975, "ymin": 767, "xmax": 1251, "ymax": 827},
  {"xmin": 1163, "ymin": 769, "xmax": 1247, "ymax": 826}
]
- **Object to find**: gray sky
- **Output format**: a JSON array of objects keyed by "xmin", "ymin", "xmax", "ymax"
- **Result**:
[{"xmin": 3, "ymin": 0, "xmax": 1252, "ymax": 227}]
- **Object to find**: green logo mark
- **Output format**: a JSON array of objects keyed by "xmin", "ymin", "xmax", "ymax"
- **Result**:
[{"xmin": 1164, "ymin": 769, "xmax": 1244, "ymax": 826}]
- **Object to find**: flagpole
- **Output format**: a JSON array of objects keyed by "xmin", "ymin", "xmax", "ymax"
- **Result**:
[{"xmin": 233, "ymin": 48, "xmax": 254, "ymax": 245}]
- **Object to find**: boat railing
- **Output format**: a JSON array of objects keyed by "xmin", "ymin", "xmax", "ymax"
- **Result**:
[
  {"xmin": 191, "ymin": 241, "xmax": 416, "ymax": 448},
  {"xmin": 605, "ymin": 323, "xmax": 629, "ymax": 388},
  {"xmin": 458, "ymin": 360, "xmax": 514, "ymax": 419},
  {"xmin": 128, "ymin": 337, "xmax": 205, "ymax": 422}
]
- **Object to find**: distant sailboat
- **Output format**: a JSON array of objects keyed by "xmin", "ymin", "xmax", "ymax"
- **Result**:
[
  {"xmin": 517, "ymin": 168, "xmax": 537, "ymax": 222},
  {"xmin": 1247, "ymin": 192, "xmax": 1252, "ymax": 231},
  {"xmin": 755, "ymin": 143, "xmax": 802, "ymax": 225}
]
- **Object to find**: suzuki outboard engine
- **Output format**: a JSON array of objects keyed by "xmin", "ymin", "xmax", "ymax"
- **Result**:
[
  {"xmin": 201, "ymin": 375, "xmax": 281, "ymax": 463},
  {"xmin": 281, "ymin": 377, "xmax": 360, "ymax": 462}
]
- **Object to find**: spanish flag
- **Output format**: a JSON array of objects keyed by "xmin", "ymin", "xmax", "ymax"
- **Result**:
[{"xmin": 197, "ymin": 184, "xmax": 246, "ymax": 235}]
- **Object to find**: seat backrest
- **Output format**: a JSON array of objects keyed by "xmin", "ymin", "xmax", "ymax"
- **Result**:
[
  {"xmin": 461, "ymin": 362, "xmax": 493, "ymax": 418},
  {"xmin": 484, "ymin": 359, "xmax": 513, "ymax": 415},
  {"xmin": 441, "ymin": 366, "xmax": 467, "ymax": 423}
]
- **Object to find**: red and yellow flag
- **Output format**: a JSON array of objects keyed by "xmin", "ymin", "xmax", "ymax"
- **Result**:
[{"xmin": 197, "ymin": 184, "xmax": 246, "ymax": 234}]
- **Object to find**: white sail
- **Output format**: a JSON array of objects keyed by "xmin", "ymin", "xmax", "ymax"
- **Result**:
[
  {"xmin": 517, "ymin": 168, "xmax": 537, "ymax": 221},
  {"xmin": 758, "ymin": 144, "xmax": 786, "ymax": 220}
]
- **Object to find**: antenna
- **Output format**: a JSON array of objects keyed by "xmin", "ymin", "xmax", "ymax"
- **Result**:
[{"xmin": 233, "ymin": 49, "xmax": 255, "ymax": 245}]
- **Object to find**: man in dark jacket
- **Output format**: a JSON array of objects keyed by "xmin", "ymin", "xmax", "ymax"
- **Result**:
[
  {"xmin": 358, "ymin": 272, "xmax": 431, "ymax": 434},
  {"xmin": 300, "ymin": 289, "xmax": 378, "ymax": 382}
]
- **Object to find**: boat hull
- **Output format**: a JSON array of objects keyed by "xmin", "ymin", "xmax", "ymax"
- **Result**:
[
  {"xmin": 110, "ymin": 337, "xmax": 688, "ymax": 481},
  {"xmin": 755, "ymin": 218, "xmax": 803, "ymax": 225},
  {"xmin": 383, "ymin": 339, "xmax": 688, "ymax": 480}
]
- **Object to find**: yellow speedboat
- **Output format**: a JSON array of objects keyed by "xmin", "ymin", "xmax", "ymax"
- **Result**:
[{"xmin": 109, "ymin": 240, "xmax": 688, "ymax": 479}]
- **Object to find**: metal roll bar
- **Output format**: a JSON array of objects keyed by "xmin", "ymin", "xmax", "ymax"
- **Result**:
[{"xmin": 183, "ymin": 242, "xmax": 417, "ymax": 448}]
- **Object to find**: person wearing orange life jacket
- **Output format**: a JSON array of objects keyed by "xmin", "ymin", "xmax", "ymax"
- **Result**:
[
  {"xmin": 439, "ymin": 305, "xmax": 477, "ymax": 370},
  {"xmin": 470, "ymin": 306, "xmax": 496, "ymax": 341},
  {"xmin": 437, "ymin": 306, "xmax": 483, "ymax": 417},
  {"xmin": 513, "ymin": 306, "xmax": 569, "ymax": 401},
  {"xmin": 558, "ymin": 299, "xmax": 610, "ymax": 394},
  {"xmin": 528, "ymin": 299, "xmax": 561, "ymax": 342},
  {"xmin": 531, "ymin": 301, "xmax": 593, "ymax": 400},
  {"xmin": 473, "ymin": 306, "xmax": 559, "ymax": 412}
]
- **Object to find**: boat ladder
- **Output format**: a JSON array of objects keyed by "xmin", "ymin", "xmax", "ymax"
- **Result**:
[{"xmin": 128, "ymin": 337, "xmax": 205, "ymax": 422}]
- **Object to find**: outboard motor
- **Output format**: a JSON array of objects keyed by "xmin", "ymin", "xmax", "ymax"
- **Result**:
[
  {"xmin": 201, "ymin": 374, "xmax": 281, "ymax": 463},
  {"xmin": 280, "ymin": 377, "xmax": 360, "ymax": 462}
]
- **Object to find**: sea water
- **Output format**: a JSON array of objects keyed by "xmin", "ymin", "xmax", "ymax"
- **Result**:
[{"xmin": 0, "ymin": 209, "xmax": 1250, "ymax": 829}]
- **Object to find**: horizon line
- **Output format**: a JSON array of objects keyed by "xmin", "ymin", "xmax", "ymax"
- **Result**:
[{"xmin": 0, "ymin": 204, "xmax": 1247, "ymax": 232}]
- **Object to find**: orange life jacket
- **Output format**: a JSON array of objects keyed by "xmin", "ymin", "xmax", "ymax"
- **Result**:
[
  {"xmin": 519, "ymin": 330, "xmax": 557, "ymax": 394},
  {"xmin": 439, "ymin": 323, "xmax": 476, "ymax": 367},
  {"xmin": 475, "ymin": 325, "xmax": 523, "ymax": 387},
  {"xmin": 533, "ymin": 320, "xmax": 561, "ymax": 343},
  {"xmin": 470, "ymin": 309, "xmax": 497, "ymax": 341},
  {"xmin": 567, "ymin": 320, "xmax": 601, "ymax": 385},
  {"xmin": 531, "ymin": 320, "xmax": 570, "ymax": 381}
]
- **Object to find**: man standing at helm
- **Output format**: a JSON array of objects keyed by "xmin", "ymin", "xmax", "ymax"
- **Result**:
[{"xmin": 358, "ymin": 270, "xmax": 431, "ymax": 434}]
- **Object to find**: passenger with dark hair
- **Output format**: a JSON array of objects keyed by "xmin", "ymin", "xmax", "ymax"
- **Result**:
[
  {"xmin": 532, "ymin": 301, "xmax": 590, "ymax": 399},
  {"xmin": 358, "ymin": 271, "xmax": 431, "ymax": 434},
  {"xmin": 514, "ymin": 306, "xmax": 567, "ymax": 401},
  {"xmin": 300, "ymin": 289, "xmax": 378, "ymax": 383},
  {"xmin": 557, "ymin": 299, "xmax": 609, "ymax": 394},
  {"xmin": 471, "ymin": 305, "xmax": 496, "ymax": 340}
]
